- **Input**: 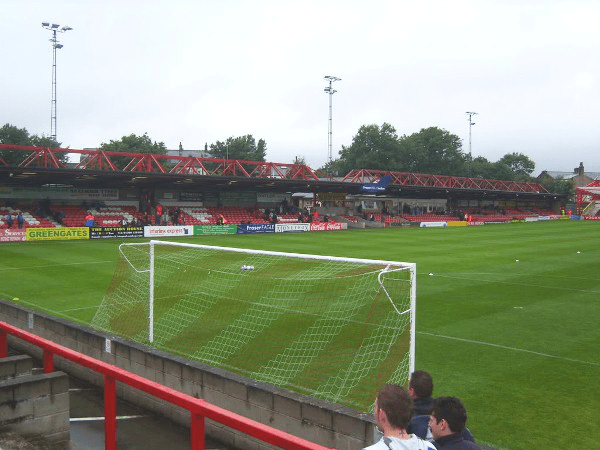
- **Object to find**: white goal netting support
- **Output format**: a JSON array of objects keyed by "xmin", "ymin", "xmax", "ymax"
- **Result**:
[{"xmin": 92, "ymin": 240, "xmax": 416, "ymax": 411}]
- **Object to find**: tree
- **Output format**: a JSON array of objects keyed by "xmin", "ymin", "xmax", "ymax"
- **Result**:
[
  {"xmin": 399, "ymin": 127, "xmax": 466, "ymax": 175},
  {"xmin": 336, "ymin": 123, "xmax": 402, "ymax": 174},
  {"xmin": 0, "ymin": 123, "xmax": 63, "ymax": 166},
  {"xmin": 324, "ymin": 122, "xmax": 540, "ymax": 182},
  {"xmin": 209, "ymin": 135, "xmax": 266, "ymax": 162},
  {"xmin": 498, "ymin": 152, "xmax": 535, "ymax": 181},
  {"xmin": 469, "ymin": 156, "xmax": 517, "ymax": 180},
  {"xmin": 539, "ymin": 176, "xmax": 575, "ymax": 199},
  {"xmin": 293, "ymin": 156, "xmax": 307, "ymax": 165},
  {"xmin": 99, "ymin": 133, "xmax": 167, "ymax": 169}
]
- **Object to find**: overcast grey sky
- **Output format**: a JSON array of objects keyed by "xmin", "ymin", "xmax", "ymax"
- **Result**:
[{"xmin": 2, "ymin": 0, "xmax": 599, "ymax": 174}]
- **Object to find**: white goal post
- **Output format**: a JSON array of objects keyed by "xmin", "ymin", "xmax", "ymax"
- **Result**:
[{"xmin": 93, "ymin": 239, "xmax": 416, "ymax": 410}]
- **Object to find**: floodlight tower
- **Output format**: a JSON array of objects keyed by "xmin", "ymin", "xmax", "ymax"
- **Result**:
[
  {"xmin": 42, "ymin": 22, "xmax": 73, "ymax": 142},
  {"xmin": 466, "ymin": 111, "xmax": 478, "ymax": 177},
  {"xmin": 324, "ymin": 76, "xmax": 341, "ymax": 164}
]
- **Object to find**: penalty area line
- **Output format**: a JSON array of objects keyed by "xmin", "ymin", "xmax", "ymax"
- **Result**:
[
  {"xmin": 0, "ymin": 260, "xmax": 113, "ymax": 271},
  {"xmin": 419, "ymin": 331, "xmax": 600, "ymax": 367}
]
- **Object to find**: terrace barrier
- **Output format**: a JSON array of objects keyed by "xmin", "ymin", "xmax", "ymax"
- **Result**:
[{"xmin": 0, "ymin": 321, "xmax": 332, "ymax": 450}]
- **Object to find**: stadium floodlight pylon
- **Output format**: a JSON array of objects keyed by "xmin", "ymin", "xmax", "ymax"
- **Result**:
[{"xmin": 92, "ymin": 240, "xmax": 416, "ymax": 410}]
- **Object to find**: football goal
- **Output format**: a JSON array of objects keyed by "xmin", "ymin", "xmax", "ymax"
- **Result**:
[{"xmin": 92, "ymin": 240, "xmax": 416, "ymax": 411}]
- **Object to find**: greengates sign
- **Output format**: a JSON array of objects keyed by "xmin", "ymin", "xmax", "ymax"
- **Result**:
[{"xmin": 26, "ymin": 227, "xmax": 89, "ymax": 241}]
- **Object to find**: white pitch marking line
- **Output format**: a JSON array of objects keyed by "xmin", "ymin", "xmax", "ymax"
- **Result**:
[{"xmin": 419, "ymin": 331, "xmax": 600, "ymax": 367}]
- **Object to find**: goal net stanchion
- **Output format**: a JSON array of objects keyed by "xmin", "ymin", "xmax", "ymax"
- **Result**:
[{"xmin": 92, "ymin": 239, "xmax": 417, "ymax": 411}]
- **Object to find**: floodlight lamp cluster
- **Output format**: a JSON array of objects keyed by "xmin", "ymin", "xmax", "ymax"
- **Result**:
[
  {"xmin": 323, "ymin": 75, "xmax": 341, "ymax": 94},
  {"xmin": 466, "ymin": 111, "xmax": 478, "ymax": 126},
  {"xmin": 41, "ymin": 22, "xmax": 73, "ymax": 33}
]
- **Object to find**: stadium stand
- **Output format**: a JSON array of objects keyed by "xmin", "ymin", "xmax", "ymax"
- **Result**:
[
  {"xmin": 0, "ymin": 206, "xmax": 56, "ymax": 229},
  {"xmin": 0, "ymin": 203, "xmax": 556, "ymax": 229},
  {"xmin": 400, "ymin": 213, "xmax": 460, "ymax": 223},
  {"xmin": 338, "ymin": 214, "xmax": 360, "ymax": 222}
]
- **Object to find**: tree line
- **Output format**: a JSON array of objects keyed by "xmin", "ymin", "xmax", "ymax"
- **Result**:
[
  {"xmin": 0, "ymin": 124, "xmax": 267, "ymax": 168},
  {"xmin": 320, "ymin": 123, "xmax": 536, "ymax": 182}
]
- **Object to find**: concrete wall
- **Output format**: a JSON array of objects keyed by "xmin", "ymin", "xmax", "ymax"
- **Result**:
[
  {"xmin": 0, "ymin": 299, "xmax": 377, "ymax": 450},
  {"xmin": 0, "ymin": 354, "xmax": 33, "ymax": 380},
  {"xmin": 0, "ymin": 370, "xmax": 70, "ymax": 445}
]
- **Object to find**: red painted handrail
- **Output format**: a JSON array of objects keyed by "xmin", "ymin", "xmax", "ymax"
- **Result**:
[{"xmin": 0, "ymin": 321, "xmax": 332, "ymax": 450}]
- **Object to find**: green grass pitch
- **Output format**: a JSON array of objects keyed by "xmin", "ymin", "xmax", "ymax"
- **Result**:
[{"xmin": 0, "ymin": 220, "xmax": 598, "ymax": 449}]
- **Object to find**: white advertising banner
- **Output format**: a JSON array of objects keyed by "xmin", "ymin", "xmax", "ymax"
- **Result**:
[
  {"xmin": 143, "ymin": 225, "xmax": 194, "ymax": 237},
  {"xmin": 275, "ymin": 223, "xmax": 310, "ymax": 233}
]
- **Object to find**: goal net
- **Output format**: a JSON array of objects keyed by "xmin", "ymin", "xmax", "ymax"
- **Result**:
[{"xmin": 91, "ymin": 240, "xmax": 416, "ymax": 411}]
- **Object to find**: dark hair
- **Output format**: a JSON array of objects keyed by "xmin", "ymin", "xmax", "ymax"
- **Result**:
[
  {"xmin": 431, "ymin": 397, "xmax": 468, "ymax": 433},
  {"xmin": 409, "ymin": 370, "xmax": 433, "ymax": 398},
  {"xmin": 376, "ymin": 384, "xmax": 413, "ymax": 430}
]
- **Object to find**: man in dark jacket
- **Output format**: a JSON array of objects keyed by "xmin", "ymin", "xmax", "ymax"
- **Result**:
[
  {"xmin": 409, "ymin": 370, "xmax": 434, "ymax": 416},
  {"xmin": 429, "ymin": 397, "xmax": 480, "ymax": 450}
]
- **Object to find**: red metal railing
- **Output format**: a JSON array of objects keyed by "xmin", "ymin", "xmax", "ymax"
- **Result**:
[{"xmin": 0, "ymin": 321, "xmax": 332, "ymax": 450}]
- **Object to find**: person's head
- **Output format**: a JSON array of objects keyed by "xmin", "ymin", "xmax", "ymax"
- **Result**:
[
  {"xmin": 409, "ymin": 370, "xmax": 433, "ymax": 400},
  {"xmin": 429, "ymin": 397, "xmax": 468, "ymax": 440},
  {"xmin": 374, "ymin": 384, "xmax": 413, "ymax": 432}
]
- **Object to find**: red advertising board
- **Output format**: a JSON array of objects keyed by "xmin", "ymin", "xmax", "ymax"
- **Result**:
[
  {"xmin": 0, "ymin": 229, "xmax": 27, "ymax": 242},
  {"xmin": 310, "ymin": 222, "xmax": 345, "ymax": 231}
]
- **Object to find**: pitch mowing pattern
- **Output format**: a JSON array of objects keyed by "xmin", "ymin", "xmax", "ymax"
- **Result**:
[
  {"xmin": 4, "ymin": 221, "xmax": 599, "ymax": 449},
  {"xmin": 91, "ymin": 242, "xmax": 414, "ymax": 410}
]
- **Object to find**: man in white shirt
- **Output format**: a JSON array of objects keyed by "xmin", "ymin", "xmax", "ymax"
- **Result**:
[{"xmin": 363, "ymin": 384, "xmax": 437, "ymax": 450}]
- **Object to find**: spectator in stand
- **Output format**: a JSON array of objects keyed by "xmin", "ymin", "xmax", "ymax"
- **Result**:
[
  {"xmin": 5, "ymin": 213, "xmax": 14, "ymax": 228},
  {"xmin": 363, "ymin": 384, "xmax": 436, "ymax": 450},
  {"xmin": 155, "ymin": 204, "xmax": 163, "ymax": 225},
  {"xmin": 172, "ymin": 208, "xmax": 179, "ymax": 226},
  {"xmin": 162, "ymin": 208, "xmax": 169, "ymax": 226},
  {"xmin": 409, "ymin": 371, "xmax": 435, "ymax": 416},
  {"xmin": 270, "ymin": 212, "xmax": 278, "ymax": 224},
  {"xmin": 84, "ymin": 212, "xmax": 95, "ymax": 227},
  {"xmin": 53, "ymin": 210, "xmax": 65, "ymax": 225},
  {"xmin": 429, "ymin": 397, "xmax": 480, "ymax": 450},
  {"xmin": 312, "ymin": 209, "xmax": 319, "ymax": 222},
  {"xmin": 217, "ymin": 214, "xmax": 226, "ymax": 225},
  {"xmin": 17, "ymin": 212, "xmax": 24, "ymax": 228}
]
